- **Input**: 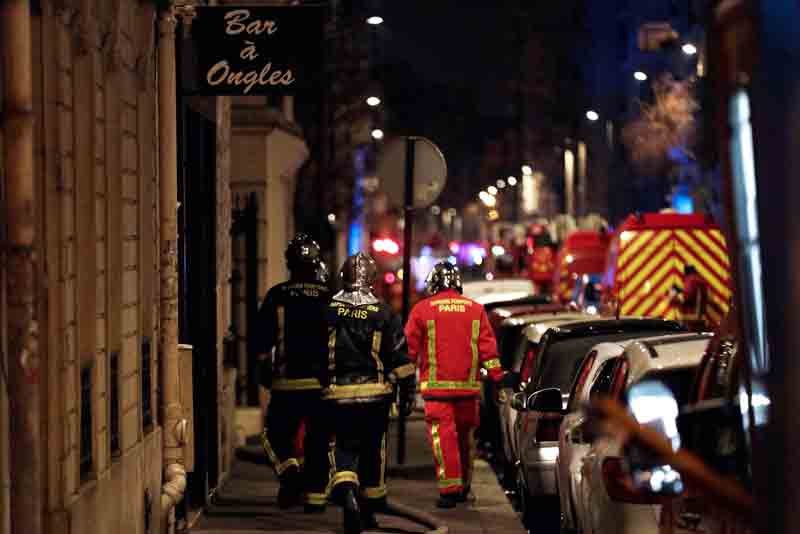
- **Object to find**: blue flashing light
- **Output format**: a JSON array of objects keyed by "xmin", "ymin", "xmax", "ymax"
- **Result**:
[
  {"xmin": 420, "ymin": 245, "xmax": 433, "ymax": 257},
  {"xmin": 671, "ymin": 184, "xmax": 694, "ymax": 214},
  {"xmin": 348, "ymin": 223, "xmax": 363, "ymax": 256}
]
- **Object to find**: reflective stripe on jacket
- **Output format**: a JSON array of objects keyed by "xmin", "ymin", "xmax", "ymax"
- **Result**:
[{"xmin": 405, "ymin": 289, "xmax": 502, "ymax": 399}]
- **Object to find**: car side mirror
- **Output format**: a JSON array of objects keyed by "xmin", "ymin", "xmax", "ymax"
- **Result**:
[
  {"xmin": 623, "ymin": 380, "xmax": 684, "ymax": 496},
  {"xmin": 529, "ymin": 387, "xmax": 563, "ymax": 413},
  {"xmin": 510, "ymin": 391, "xmax": 528, "ymax": 411}
]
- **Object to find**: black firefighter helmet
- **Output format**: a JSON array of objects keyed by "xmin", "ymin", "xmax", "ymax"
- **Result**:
[
  {"xmin": 340, "ymin": 252, "xmax": 378, "ymax": 291},
  {"xmin": 425, "ymin": 262, "xmax": 463, "ymax": 296},
  {"xmin": 285, "ymin": 233, "xmax": 321, "ymax": 275}
]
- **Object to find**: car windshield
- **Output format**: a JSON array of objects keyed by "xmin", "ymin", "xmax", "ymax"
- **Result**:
[
  {"xmin": 535, "ymin": 330, "xmax": 680, "ymax": 392},
  {"xmin": 640, "ymin": 367, "xmax": 697, "ymax": 406}
]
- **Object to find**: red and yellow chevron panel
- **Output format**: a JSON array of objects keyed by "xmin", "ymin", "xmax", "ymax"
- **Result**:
[{"xmin": 616, "ymin": 228, "xmax": 732, "ymax": 328}]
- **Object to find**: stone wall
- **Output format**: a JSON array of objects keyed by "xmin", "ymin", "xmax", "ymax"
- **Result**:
[{"xmin": 29, "ymin": 2, "xmax": 163, "ymax": 533}]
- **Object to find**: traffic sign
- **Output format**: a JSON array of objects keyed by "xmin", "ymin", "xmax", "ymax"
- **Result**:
[{"xmin": 378, "ymin": 136, "xmax": 447, "ymax": 209}]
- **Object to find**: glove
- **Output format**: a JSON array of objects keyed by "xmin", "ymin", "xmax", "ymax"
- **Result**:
[{"xmin": 398, "ymin": 375, "xmax": 417, "ymax": 417}]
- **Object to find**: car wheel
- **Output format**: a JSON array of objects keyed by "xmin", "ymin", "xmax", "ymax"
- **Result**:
[
  {"xmin": 516, "ymin": 468, "xmax": 560, "ymax": 533},
  {"xmin": 500, "ymin": 455, "xmax": 517, "ymax": 491},
  {"xmin": 516, "ymin": 467, "xmax": 536, "ymax": 531}
]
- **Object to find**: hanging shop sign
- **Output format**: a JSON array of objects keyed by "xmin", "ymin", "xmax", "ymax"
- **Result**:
[{"xmin": 185, "ymin": 6, "xmax": 324, "ymax": 96}]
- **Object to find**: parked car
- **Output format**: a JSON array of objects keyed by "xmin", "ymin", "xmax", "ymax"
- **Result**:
[
  {"xmin": 556, "ymin": 332, "xmax": 708, "ymax": 534},
  {"xmin": 463, "ymin": 277, "xmax": 537, "ymax": 306},
  {"xmin": 476, "ymin": 296, "xmax": 557, "ymax": 459},
  {"xmin": 510, "ymin": 319, "xmax": 686, "ymax": 530},
  {"xmin": 497, "ymin": 312, "xmax": 597, "ymax": 478},
  {"xmin": 575, "ymin": 333, "xmax": 712, "ymax": 534},
  {"xmin": 491, "ymin": 311, "xmax": 592, "ymax": 485},
  {"xmin": 557, "ymin": 339, "xmax": 643, "ymax": 533}
]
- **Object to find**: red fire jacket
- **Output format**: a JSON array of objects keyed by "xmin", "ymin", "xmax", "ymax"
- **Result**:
[{"xmin": 405, "ymin": 289, "xmax": 503, "ymax": 399}]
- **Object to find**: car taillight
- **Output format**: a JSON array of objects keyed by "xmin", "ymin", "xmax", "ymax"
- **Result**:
[
  {"xmin": 601, "ymin": 457, "xmax": 665, "ymax": 504},
  {"xmin": 535, "ymin": 414, "xmax": 562, "ymax": 442}
]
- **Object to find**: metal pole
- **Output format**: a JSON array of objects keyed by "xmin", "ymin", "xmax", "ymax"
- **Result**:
[
  {"xmin": 398, "ymin": 137, "xmax": 416, "ymax": 466},
  {"xmin": 564, "ymin": 148, "xmax": 575, "ymax": 216},
  {"xmin": 245, "ymin": 194, "xmax": 259, "ymax": 406},
  {"xmin": 2, "ymin": 2, "xmax": 41, "ymax": 533},
  {"xmin": 158, "ymin": 8, "xmax": 187, "ymax": 523}
]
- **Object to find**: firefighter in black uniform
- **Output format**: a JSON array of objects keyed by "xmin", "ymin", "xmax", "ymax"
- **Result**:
[
  {"xmin": 255, "ymin": 233, "xmax": 332, "ymax": 511},
  {"xmin": 323, "ymin": 252, "xmax": 417, "ymax": 534}
]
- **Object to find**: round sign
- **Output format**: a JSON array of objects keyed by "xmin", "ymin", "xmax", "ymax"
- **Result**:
[{"xmin": 377, "ymin": 136, "xmax": 447, "ymax": 209}]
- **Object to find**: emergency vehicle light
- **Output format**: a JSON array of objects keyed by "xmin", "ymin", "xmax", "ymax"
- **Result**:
[{"xmin": 372, "ymin": 238, "xmax": 400, "ymax": 255}]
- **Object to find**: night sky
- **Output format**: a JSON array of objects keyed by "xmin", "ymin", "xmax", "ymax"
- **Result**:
[{"xmin": 379, "ymin": 2, "xmax": 522, "ymax": 208}]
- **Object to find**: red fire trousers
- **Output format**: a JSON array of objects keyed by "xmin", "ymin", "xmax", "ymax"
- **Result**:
[{"xmin": 424, "ymin": 398, "xmax": 480, "ymax": 496}]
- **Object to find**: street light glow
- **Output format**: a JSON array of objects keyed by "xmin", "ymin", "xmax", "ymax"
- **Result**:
[
  {"xmin": 479, "ymin": 191, "xmax": 496, "ymax": 207},
  {"xmin": 366, "ymin": 16, "xmax": 384, "ymax": 25},
  {"xmin": 508, "ymin": 176, "xmax": 518, "ymax": 186},
  {"xmin": 634, "ymin": 71, "xmax": 648, "ymax": 81},
  {"xmin": 586, "ymin": 110, "xmax": 599, "ymax": 121},
  {"xmin": 327, "ymin": 213, "xmax": 336, "ymax": 223},
  {"xmin": 488, "ymin": 186, "xmax": 498, "ymax": 196},
  {"xmin": 522, "ymin": 165, "xmax": 533, "ymax": 175},
  {"xmin": 497, "ymin": 179, "xmax": 506, "ymax": 189},
  {"xmin": 371, "ymin": 128, "xmax": 384, "ymax": 140},
  {"xmin": 366, "ymin": 96, "xmax": 381, "ymax": 107},
  {"xmin": 682, "ymin": 43, "xmax": 697, "ymax": 55}
]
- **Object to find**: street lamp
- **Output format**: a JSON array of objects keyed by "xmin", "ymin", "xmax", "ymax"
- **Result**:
[
  {"xmin": 496, "ymin": 179, "xmax": 506, "ymax": 189},
  {"xmin": 634, "ymin": 71, "xmax": 648, "ymax": 81},
  {"xmin": 366, "ymin": 96, "xmax": 381, "ymax": 107},
  {"xmin": 507, "ymin": 176, "xmax": 518, "ymax": 186},
  {"xmin": 371, "ymin": 128, "xmax": 384, "ymax": 140},
  {"xmin": 521, "ymin": 164, "xmax": 533, "ymax": 175},
  {"xmin": 488, "ymin": 185, "xmax": 498, "ymax": 196},
  {"xmin": 682, "ymin": 43, "xmax": 697, "ymax": 55},
  {"xmin": 366, "ymin": 16, "xmax": 384, "ymax": 25},
  {"xmin": 586, "ymin": 110, "xmax": 599, "ymax": 121}
]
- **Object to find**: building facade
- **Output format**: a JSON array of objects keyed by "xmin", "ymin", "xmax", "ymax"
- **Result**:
[{"xmin": 0, "ymin": 1, "xmax": 308, "ymax": 533}]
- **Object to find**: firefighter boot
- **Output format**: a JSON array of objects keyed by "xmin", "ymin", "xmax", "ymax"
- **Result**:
[
  {"xmin": 436, "ymin": 494, "xmax": 458, "ymax": 509},
  {"xmin": 359, "ymin": 497, "xmax": 383, "ymax": 530},
  {"xmin": 455, "ymin": 485, "xmax": 475, "ymax": 504},
  {"xmin": 340, "ymin": 485, "xmax": 362, "ymax": 534},
  {"xmin": 277, "ymin": 465, "xmax": 303, "ymax": 509}
]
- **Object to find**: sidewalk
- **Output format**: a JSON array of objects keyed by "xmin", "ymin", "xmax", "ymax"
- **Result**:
[{"xmin": 188, "ymin": 417, "xmax": 526, "ymax": 534}]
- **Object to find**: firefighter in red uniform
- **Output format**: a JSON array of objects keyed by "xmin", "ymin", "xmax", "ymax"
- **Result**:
[{"xmin": 405, "ymin": 262, "xmax": 506, "ymax": 508}]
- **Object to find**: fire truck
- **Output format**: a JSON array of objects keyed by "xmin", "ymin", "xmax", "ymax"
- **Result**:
[
  {"xmin": 600, "ymin": 212, "xmax": 732, "ymax": 330},
  {"xmin": 552, "ymin": 229, "xmax": 610, "ymax": 303}
]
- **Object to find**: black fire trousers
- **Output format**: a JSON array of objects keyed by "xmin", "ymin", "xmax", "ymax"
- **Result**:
[
  {"xmin": 262, "ymin": 390, "xmax": 330, "ymax": 506},
  {"xmin": 327, "ymin": 400, "xmax": 391, "ymax": 510}
]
